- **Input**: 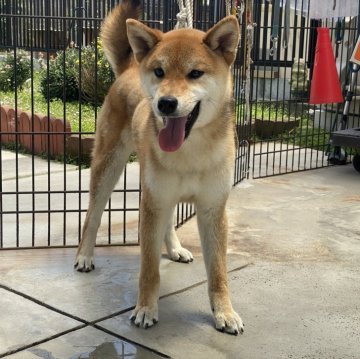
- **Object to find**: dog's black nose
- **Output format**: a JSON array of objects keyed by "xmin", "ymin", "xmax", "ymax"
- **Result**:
[{"xmin": 158, "ymin": 96, "xmax": 178, "ymax": 115}]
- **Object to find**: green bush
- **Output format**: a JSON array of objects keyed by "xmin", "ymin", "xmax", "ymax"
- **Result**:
[
  {"xmin": 0, "ymin": 50, "xmax": 31, "ymax": 91},
  {"xmin": 39, "ymin": 42, "xmax": 113, "ymax": 104},
  {"xmin": 78, "ymin": 38, "xmax": 113, "ymax": 105},
  {"xmin": 39, "ymin": 48, "xmax": 79, "ymax": 101}
]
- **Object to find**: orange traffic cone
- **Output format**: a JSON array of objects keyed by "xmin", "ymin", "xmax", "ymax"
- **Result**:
[{"xmin": 309, "ymin": 27, "xmax": 343, "ymax": 104}]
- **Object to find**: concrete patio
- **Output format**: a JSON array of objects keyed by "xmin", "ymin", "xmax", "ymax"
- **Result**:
[{"xmin": 0, "ymin": 161, "xmax": 359, "ymax": 358}]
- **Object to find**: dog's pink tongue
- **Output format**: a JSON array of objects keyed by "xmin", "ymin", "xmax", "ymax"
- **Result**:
[{"xmin": 159, "ymin": 117, "xmax": 187, "ymax": 152}]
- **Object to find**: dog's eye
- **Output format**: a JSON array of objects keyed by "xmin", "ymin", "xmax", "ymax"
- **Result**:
[
  {"xmin": 188, "ymin": 70, "xmax": 204, "ymax": 79},
  {"xmin": 154, "ymin": 68, "xmax": 165, "ymax": 78}
]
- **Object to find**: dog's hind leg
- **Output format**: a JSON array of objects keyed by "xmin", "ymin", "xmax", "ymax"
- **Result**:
[
  {"xmin": 75, "ymin": 119, "xmax": 134, "ymax": 272},
  {"xmin": 165, "ymin": 208, "xmax": 193, "ymax": 263},
  {"xmin": 197, "ymin": 203, "xmax": 244, "ymax": 335}
]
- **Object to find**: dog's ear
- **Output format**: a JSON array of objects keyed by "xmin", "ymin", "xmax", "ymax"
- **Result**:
[
  {"xmin": 203, "ymin": 16, "xmax": 240, "ymax": 65},
  {"xmin": 127, "ymin": 19, "xmax": 161, "ymax": 63}
]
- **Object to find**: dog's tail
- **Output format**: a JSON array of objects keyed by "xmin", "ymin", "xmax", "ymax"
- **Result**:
[{"xmin": 101, "ymin": 0, "xmax": 141, "ymax": 77}]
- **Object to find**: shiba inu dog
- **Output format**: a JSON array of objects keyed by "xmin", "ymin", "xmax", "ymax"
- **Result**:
[{"xmin": 75, "ymin": 0, "xmax": 244, "ymax": 335}]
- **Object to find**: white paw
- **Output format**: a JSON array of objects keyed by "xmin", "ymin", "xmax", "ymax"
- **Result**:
[
  {"xmin": 214, "ymin": 309, "xmax": 244, "ymax": 335},
  {"xmin": 168, "ymin": 246, "xmax": 194, "ymax": 263},
  {"xmin": 74, "ymin": 254, "xmax": 95, "ymax": 272},
  {"xmin": 130, "ymin": 305, "xmax": 158, "ymax": 329}
]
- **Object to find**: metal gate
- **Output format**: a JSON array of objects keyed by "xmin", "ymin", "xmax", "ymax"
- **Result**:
[{"xmin": 0, "ymin": 0, "xmax": 249, "ymax": 249}]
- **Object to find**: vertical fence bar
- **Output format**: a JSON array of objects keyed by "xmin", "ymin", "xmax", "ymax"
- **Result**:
[
  {"xmin": 0, "ymin": 95, "xmax": 3, "ymax": 248},
  {"xmin": 30, "ymin": 0, "xmax": 36, "ymax": 247},
  {"xmin": 62, "ymin": 0, "xmax": 67, "ymax": 246},
  {"xmin": 13, "ymin": 1, "xmax": 20, "ymax": 247}
]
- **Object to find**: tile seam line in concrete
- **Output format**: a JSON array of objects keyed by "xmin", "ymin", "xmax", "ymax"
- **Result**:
[
  {"xmin": 91, "ymin": 323, "xmax": 171, "ymax": 358},
  {"xmin": 0, "ymin": 324, "xmax": 88, "ymax": 358},
  {"xmin": 0, "ymin": 284, "xmax": 170, "ymax": 359},
  {"xmin": 0, "ymin": 284, "xmax": 88, "ymax": 325},
  {"xmin": 159, "ymin": 262, "xmax": 253, "ymax": 301},
  {"xmin": 0, "ymin": 323, "xmax": 171, "ymax": 359}
]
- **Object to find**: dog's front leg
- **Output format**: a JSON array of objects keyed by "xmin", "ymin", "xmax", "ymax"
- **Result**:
[
  {"xmin": 197, "ymin": 204, "xmax": 244, "ymax": 335},
  {"xmin": 130, "ymin": 194, "xmax": 171, "ymax": 328}
]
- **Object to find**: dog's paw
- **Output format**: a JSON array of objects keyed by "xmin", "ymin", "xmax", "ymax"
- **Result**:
[
  {"xmin": 168, "ymin": 246, "xmax": 194, "ymax": 263},
  {"xmin": 214, "ymin": 309, "xmax": 244, "ymax": 335},
  {"xmin": 130, "ymin": 305, "xmax": 158, "ymax": 329},
  {"xmin": 74, "ymin": 254, "xmax": 95, "ymax": 273}
]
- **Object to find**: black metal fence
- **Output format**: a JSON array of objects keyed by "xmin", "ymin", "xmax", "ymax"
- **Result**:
[
  {"xmin": 1, "ymin": 0, "xmax": 359, "ymax": 249},
  {"xmin": 251, "ymin": 0, "xmax": 360, "ymax": 178},
  {"xmin": 0, "ymin": 0, "xmax": 121, "ymax": 50},
  {"xmin": 0, "ymin": 0, "xmax": 248, "ymax": 249},
  {"xmin": 0, "ymin": 0, "xmax": 230, "ymax": 50}
]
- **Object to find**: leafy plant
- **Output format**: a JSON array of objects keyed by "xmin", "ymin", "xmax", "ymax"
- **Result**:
[
  {"xmin": 0, "ymin": 50, "xmax": 31, "ymax": 91},
  {"xmin": 39, "ymin": 48, "xmax": 79, "ymax": 101},
  {"xmin": 289, "ymin": 117, "xmax": 329, "ymax": 150},
  {"xmin": 78, "ymin": 38, "xmax": 113, "ymax": 105},
  {"xmin": 39, "ymin": 41, "xmax": 113, "ymax": 105}
]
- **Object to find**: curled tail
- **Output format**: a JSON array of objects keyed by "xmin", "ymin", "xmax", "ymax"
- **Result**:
[{"xmin": 101, "ymin": 0, "xmax": 141, "ymax": 77}]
